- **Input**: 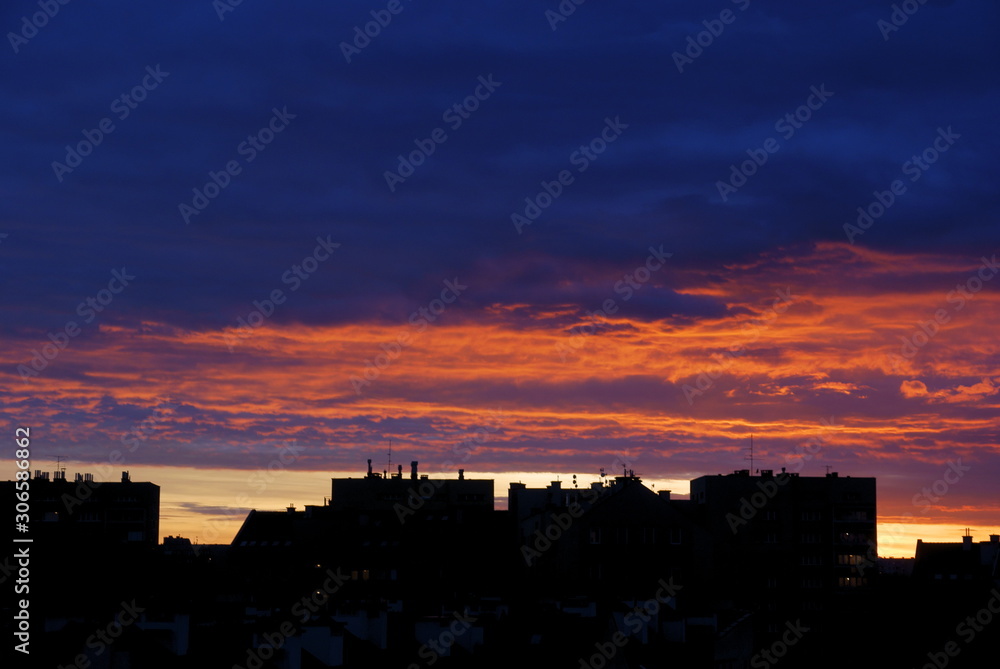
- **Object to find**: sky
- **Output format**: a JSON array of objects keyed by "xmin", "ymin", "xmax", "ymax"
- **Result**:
[{"xmin": 2, "ymin": 0, "xmax": 998, "ymax": 557}]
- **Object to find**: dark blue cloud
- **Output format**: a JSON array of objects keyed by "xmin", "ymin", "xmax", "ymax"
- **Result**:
[{"xmin": 1, "ymin": 0, "xmax": 996, "ymax": 337}]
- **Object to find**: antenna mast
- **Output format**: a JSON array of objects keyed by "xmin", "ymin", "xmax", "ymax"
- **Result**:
[
  {"xmin": 746, "ymin": 434, "xmax": 754, "ymax": 473},
  {"xmin": 387, "ymin": 439, "xmax": 392, "ymax": 477}
]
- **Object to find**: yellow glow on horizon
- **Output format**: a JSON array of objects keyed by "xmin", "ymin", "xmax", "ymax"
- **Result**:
[{"xmin": 68, "ymin": 464, "xmax": 988, "ymax": 560}]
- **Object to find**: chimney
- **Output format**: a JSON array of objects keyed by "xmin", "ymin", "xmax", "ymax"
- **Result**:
[
  {"xmin": 397, "ymin": 464, "xmax": 402, "ymax": 479},
  {"xmin": 963, "ymin": 534, "xmax": 973, "ymax": 551},
  {"xmin": 458, "ymin": 469, "xmax": 464, "ymax": 480},
  {"xmin": 990, "ymin": 535, "xmax": 999, "ymax": 545},
  {"xmin": 658, "ymin": 490, "xmax": 671, "ymax": 501},
  {"xmin": 287, "ymin": 504, "xmax": 296, "ymax": 514},
  {"xmin": 121, "ymin": 471, "xmax": 130, "ymax": 483},
  {"xmin": 367, "ymin": 459, "xmax": 372, "ymax": 477},
  {"xmin": 410, "ymin": 461, "xmax": 418, "ymax": 480},
  {"xmin": 74, "ymin": 473, "xmax": 83, "ymax": 482}
]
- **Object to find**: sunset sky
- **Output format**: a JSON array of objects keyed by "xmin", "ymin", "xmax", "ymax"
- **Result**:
[{"xmin": 3, "ymin": 1, "xmax": 997, "ymax": 557}]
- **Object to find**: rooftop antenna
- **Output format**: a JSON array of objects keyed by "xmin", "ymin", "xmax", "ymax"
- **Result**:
[
  {"xmin": 54, "ymin": 455, "xmax": 68, "ymax": 476},
  {"xmin": 825, "ymin": 465, "xmax": 832, "ymax": 475},
  {"xmin": 745, "ymin": 435, "xmax": 754, "ymax": 474},
  {"xmin": 387, "ymin": 439, "xmax": 392, "ymax": 478}
]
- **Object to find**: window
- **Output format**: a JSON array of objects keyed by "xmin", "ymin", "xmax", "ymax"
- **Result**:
[
  {"xmin": 801, "ymin": 555, "xmax": 823, "ymax": 566},
  {"xmin": 801, "ymin": 511, "xmax": 822, "ymax": 522},
  {"xmin": 589, "ymin": 529, "xmax": 602, "ymax": 544},
  {"xmin": 764, "ymin": 511, "xmax": 777, "ymax": 521},
  {"xmin": 838, "ymin": 532, "xmax": 867, "ymax": 545},
  {"xmin": 669, "ymin": 528, "xmax": 682, "ymax": 545}
]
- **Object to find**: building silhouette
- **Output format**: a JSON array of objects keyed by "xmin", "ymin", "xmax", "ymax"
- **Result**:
[
  {"xmin": 1, "ymin": 469, "xmax": 159, "ymax": 548},
  {"xmin": 8, "ymin": 462, "xmax": 1000, "ymax": 668}
]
